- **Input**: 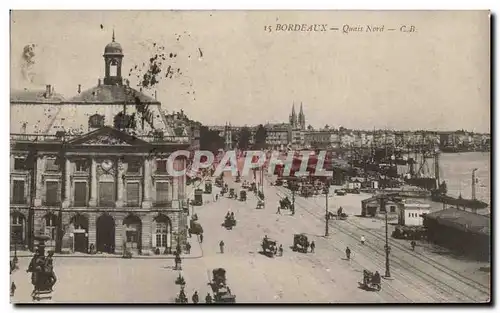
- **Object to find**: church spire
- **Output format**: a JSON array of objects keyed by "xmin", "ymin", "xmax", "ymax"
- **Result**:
[{"xmin": 112, "ymin": 29, "xmax": 115, "ymax": 42}]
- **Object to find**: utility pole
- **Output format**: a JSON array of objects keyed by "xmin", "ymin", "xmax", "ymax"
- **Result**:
[
  {"xmin": 325, "ymin": 182, "xmax": 329, "ymax": 237},
  {"xmin": 291, "ymin": 181, "xmax": 296, "ymax": 215},
  {"xmin": 382, "ymin": 196, "xmax": 391, "ymax": 278}
]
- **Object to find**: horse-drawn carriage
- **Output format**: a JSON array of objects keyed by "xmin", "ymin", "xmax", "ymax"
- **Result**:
[
  {"xmin": 240, "ymin": 190, "xmax": 247, "ymax": 201},
  {"xmin": 361, "ymin": 270, "xmax": 381, "ymax": 291},
  {"xmin": 274, "ymin": 179, "xmax": 283, "ymax": 186},
  {"xmin": 292, "ymin": 234, "xmax": 309, "ymax": 253},
  {"xmin": 189, "ymin": 216, "xmax": 204, "ymax": 236},
  {"xmin": 223, "ymin": 213, "xmax": 236, "ymax": 230},
  {"xmin": 328, "ymin": 207, "xmax": 348, "ymax": 220},
  {"xmin": 229, "ymin": 188, "xmax": 237, "ymax": 199},
  {"xmin": 215, "ymin": 176, "xmax": 224, "ymax": 188},
  {"xmin": 279, "ymin": 197, "xmax": 292, "ymax": 210},
  {"xmin": 28, "ymin": 235, "xmax": 56, "ymax": 301},
  {"xmin": 256, "ymin": 199, "xmax": 265, "ymax": 209},
  {"xmin": 261, "ymin": 236, "xmax": 277, "ymax": 257},
  {"xmin": 250, "ymin": 182, "xmax": 257, "ymax": 192},
  {"xmin": 205, "ymin": 180, "xmax": 213, "ymax": 194},
  {"xmin": 208, "ymin": 268, "xmax": 236, "ymax": 303}
]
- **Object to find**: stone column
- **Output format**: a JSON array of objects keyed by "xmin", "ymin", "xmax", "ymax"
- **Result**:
[
  {"xmin": 114, "ymin": 215, "xmax": 124, "ymax": 254},
  {"xmin": 34, "ymin": 155, "xmax": 44, "ymax": 207},
  {"xmin": 63, "ymin": 158, "xmax": 71, "ymax": 209},
  {"xmin": 115, "ymin": 159, "xmax": 125, "ymax": 207},
  {"xmin": 89, "ymin": 158, "xmax": 97, "ymax": 207},
  {"xmin": 142, "ymin": 157, "xmax": 152, "ymax": 208},
  {"xmin": 88, "ymin": 213, "xmax": 96, "ymax": 250},
  {"xmin": 172, "ymin": 176, "xmax": 179, "ymax": 209},
  {"xmin": 141, "ymin": 214, "xmax": 152, "ymax": 255}
]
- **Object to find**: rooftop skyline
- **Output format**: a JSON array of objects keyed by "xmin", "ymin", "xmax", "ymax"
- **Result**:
[{"xmin": 10, "ymin": 11, "xmax": 490, "ymax": 133}]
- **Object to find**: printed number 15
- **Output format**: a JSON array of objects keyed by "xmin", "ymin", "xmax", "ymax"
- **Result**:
[{"xmin": 264, "ymin": 25, "xmax": 272, "ymax": 33}]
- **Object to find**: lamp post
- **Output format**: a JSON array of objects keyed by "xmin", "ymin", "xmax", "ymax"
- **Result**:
[
  {"xmin": 325, "ymin": 183, "xmax": 329, "ymax": 237},
  {"xmin": 381, "ymin": 196, "xmax": 391, "ymax": 278}
]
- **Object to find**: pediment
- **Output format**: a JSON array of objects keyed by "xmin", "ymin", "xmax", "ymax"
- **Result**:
[{"xmin": 68, "ymin": 126, "xmax": 149, "ymax": 146}]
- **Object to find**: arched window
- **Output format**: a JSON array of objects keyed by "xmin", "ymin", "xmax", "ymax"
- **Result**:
[
  {"xmin": 89, "ymin": 114, "xmax": 105, "ymax": 129},
  {"xmin": 156, "ymin": 223, "xmax": 168, "ymax": 247},
  {"xmin": 45, "ymin": 214, "xmax": 58, "ymax": 245},
  {"xmin": 154, "ymin": 215, "xmax": 171, "ymax": 248},
  {"xmin": 110, "ymin": 59, "xmax": 118, "ymax": 76}
]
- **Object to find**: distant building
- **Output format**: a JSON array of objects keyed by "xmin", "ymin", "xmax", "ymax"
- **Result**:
[
  {"xmin": 424, "ymin": 208, "xmax": 490, "ymax": 260},
  {"xmin": 265, "ymin": 123, "xmax": 290, "ymax": 149},
  {"xmin": 398, "ymin": 201, "xmax": 430, "ymax": 226},
  {"xmin": 361, "ymin": 195, "xmax": 398, "ymax": 217}
]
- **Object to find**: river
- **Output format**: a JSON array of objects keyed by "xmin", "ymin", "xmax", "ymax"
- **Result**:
[{"xmin": 439, "ymin": 152, "xmax": 491, "ymax": 207}]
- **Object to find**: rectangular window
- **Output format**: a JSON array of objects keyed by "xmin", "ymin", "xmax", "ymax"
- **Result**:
[
  {"xmin": 14, "ymin": 158, "xmax": 26, "ymax": 170},
  {"xmin": 45, "ymin": 181, "xmax": 60, "ymax": 206},
  {"xmin": 75, "ymin": 160, "xmax": 89, "ymax": 172},
  {"xmin": 126, "ymin": 182, "xmax": 140, "ymax": 206},
  {"xmin": 155, "ymin": 182, "xmax": 170, "ymax": 205},
  {"xmin": 12, "ymin": 180, "xmax": 26, "ymax": 204},
  {"xmin": 74, "ymin": 182, "xmax": 87, "ymax": 206},
  {"xmin": 390, "ymin": 205, "xmax": 396, "ymax": 213},
  {"xmin": 99, "ymin": 182, "xmax": 115, "ymax": 207},
  {"xmin": 128, "ymin": 161, "xmax": 141, "ymax": 173},
  {"xmin": 45, "ymin": 158, "xmax": 60, "ymax": 172},
  {"xmin": 156, "ymin": 160, "xmax": 167, "ymax": 173}
]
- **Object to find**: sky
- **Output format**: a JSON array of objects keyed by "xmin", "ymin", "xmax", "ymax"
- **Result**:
[{"xmin": 10, "ymin": 10, "xmax": 490, "ymax": 133}]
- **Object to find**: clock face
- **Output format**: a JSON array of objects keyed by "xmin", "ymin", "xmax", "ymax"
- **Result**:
[{"xmin": 101, "ymin": 159, "xmax": 114, "ymax": 172}]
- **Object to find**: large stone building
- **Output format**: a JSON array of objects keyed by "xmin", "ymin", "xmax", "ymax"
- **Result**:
[{"xmin": 10, "ymin": 34, "xmax": 192, "ymax": 255}]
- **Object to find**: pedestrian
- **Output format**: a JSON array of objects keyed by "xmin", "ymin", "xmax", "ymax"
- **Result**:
[
  {"xmin": 186, "ymin": 242, "xmax": 191, "ymax": 254},
  {"xmin": 176, "ymin": 243, "xmax": 182, "ymax": 255},
  {"xmin": 360, "ymin": 235, "xmax": 366, "ymax": 245},
  {"xmin": 276, "ymin": 204, "xmax": 281, "ymax": 214},
  {"xmin": 219, "ymin": 240, "xmax": 225, "ymax": 254},
  {"xmin": 310, "ymin": 241, "xmax": 315, "ymax": 253},
  {"xmin": 411, "ymin": 240, "xmax": 416, "ymax": 251},
  {"xmin": 345, "ymin": 247, "xmax": 351, "ymax": 260},
  {"xmin": 205, "ymin": 292, "xmax": 213, "ymax": 303},
  {"xmin": 216, "ymin": 194, "xmax": 219, "ymax": 201},
  {"xmin": 199, "ymin": 233, "xmax": 204, "ymax": 243},
  {"xmin": 278, "ymin": 244, "xmax": 283, "ymax": 256},
  {"xmin": 10, "ymin": 282, "xmax": 16, "ymax": 297},
  {"xmin": 192, "ymin": 291, "xmax": 199, "ymax": 303}
]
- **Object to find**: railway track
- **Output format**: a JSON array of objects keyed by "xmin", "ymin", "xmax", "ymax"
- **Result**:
[{"xmin": 269, "ymin": 180, "xmax": 490, "ymax": 302}]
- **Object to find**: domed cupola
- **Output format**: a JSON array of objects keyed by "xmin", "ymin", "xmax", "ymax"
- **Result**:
[{"xmin": 103, "ymin": 30, "xmax": 124, "ymax": 85}]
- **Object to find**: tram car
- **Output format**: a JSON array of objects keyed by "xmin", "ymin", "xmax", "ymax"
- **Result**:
[
  {"xmin": 194, "ymin": 189, "xmax": 203, "ymax": 206},
  {"xmin": 204, "ymin": 180, "xmax": 213, "ymax": 194},
  {"xmin": 240, "ymin": 190, "xmax": 247, "ymax": 201}
]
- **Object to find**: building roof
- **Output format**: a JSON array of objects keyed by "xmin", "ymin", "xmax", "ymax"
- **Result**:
[
  {"xmin": 11, "ymin": 88, "xmax": 65, "ymax": 102},
  {"xmin": 65, "ymin": 85, "xmax": 159, "ymax": 104},
  {"xmin": 425, "ymin": 208, "xmax": 490, "ymax": 236},
  {"xmin": 10, "ymin": 87, "xmax": 173, "ymax": 137}
]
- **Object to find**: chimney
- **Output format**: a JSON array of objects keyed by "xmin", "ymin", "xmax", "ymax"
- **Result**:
[
  {"xmin": 98, "ymin": 79, "xmax": 101, "ymax": 86},
  {"xmin": 45, "ymin": 84, "xmax": 51, "ymax": 97},
  {"xmin": 126, "ymin": 79, "xmax": 130, "ymax": 87},
  {"xmin": 155, "ymin": 90, "xmax": 157, "ymax": 100},
  {"xmin": 78, "ymin": 84, "xmax": 81, "ymax": 94}
]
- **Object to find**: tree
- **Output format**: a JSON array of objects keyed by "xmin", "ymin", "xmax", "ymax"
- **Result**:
[
  {"xmin": 254, "ymin": 124, "xmax": 267, "ymax": 149},
  {"xmin": 200, "ymin": 126, "xmax": 224, "ymax": 151},
  {"xmin": 237, "ymin": 127, "xmax": 251, "ymax": 150},
  {"xmin": 307, "ymin": 125, "xmax": 314, "ymax": 131}
]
